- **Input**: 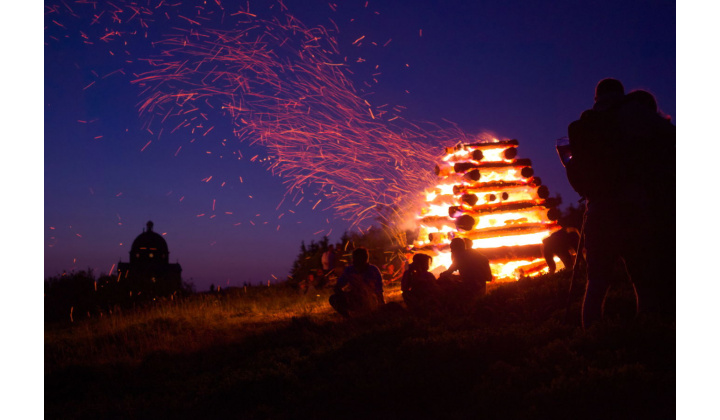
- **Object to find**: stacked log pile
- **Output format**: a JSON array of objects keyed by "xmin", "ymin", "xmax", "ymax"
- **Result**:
[{"xmin": 412, "ymin": 139, "xmax": 562, "ymax": 281}]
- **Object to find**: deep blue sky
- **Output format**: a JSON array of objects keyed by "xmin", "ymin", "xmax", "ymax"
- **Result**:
[{"xmin": 42, "ymin": 0, "xmax": 675, "ymax": 290}]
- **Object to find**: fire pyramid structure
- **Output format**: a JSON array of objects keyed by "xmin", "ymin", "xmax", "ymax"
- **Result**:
[{"xmin": 411, "ymin": 138, "xmax": 562, "ymax": 281}]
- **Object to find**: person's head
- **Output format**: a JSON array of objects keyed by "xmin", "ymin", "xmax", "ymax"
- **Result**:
[
  {"xmin": 328, "ymin": 244, "xmax": 334, "ymax": 251},
  {"xmin": 594, "ymin": 78, "xmax": 624, "ymax": 103},
  {"xmin": 352, "ymin": 247, "xmax": 370, "ymax": 268},
  {"xmin": 463, "ymin": 238, "xmax": 474, "ymax": 250},
  {"xmin": 450, "ymin": 237, "xmax": 466, "ymax": 254},
  {"xmin": 412, "ymin": 253, "xmax": 432, "ymax": 272},
  {"xmin": 626, "ymin": 89, "xmax": 658, "ymax": 113}
]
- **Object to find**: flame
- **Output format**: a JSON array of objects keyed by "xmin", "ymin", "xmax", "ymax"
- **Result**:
[
  {"xmin": 480, "ymin": 147, "xmax": 512, "ymax": 162},
  {"xmin": 443, "ymin": 149, "xmax": 471, "ymax": 162},
  {"xmin": 435, "ymin": 183, "xmax": 456, "ymax": 196},
  {"xmin": 427, "ymin": 253, "xmax": 556, "ymax": 282},
  {"xmin": 411, "ymin": 139, "xmax": 559, "ymax": 282},
  {"xmin": 469, "ymin": 231, "xmax": 554, "ymax": 249},
  {"xmin": 482, "ymin": 168, "xmax": 524, "ymax": 182},
  {"xmin": 420, "ymin": 203, "xmax": 452, "ymax": 218},
  {"xmin": 471, "ymin": 210, "xmax": 547, "ymax": 229}
]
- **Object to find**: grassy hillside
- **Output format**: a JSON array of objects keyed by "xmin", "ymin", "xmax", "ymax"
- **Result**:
[{"xmin": 45, "ymin": 270, "xmax": 675, "ymax": 419}]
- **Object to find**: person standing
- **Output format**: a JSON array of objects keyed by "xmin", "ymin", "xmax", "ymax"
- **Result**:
[{"xmin": 566, "ymin": 78, "xmax": 675, "ymax": 329}]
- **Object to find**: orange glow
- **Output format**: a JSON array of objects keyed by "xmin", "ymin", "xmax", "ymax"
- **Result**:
[
  {"xmin": 412, "ymin": 139, "xmax": 559, "ymax": 282},
  {"xmin": 469, "ymin": 231, "xmax": 555, "ymax": 249}
]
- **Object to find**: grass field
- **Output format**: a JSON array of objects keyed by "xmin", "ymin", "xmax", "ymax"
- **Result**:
[{"xmin": 45, "ymin": 270, "xmax": 675, "ymax": 419}]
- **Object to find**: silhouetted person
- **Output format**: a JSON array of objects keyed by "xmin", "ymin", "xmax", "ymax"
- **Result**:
[
  {"xmin": 300, "ymin": 272, "xmax": 317, "ymax": 295},
  {"xmin": 542, "ymin": 227, "xmax": 581, "ymax": 274},
  {"xmin": 401, "ymin": 253, "xmax": 441, "ymax": 315},
  {"xmin": 329, "ymin": 248, "xmax": 384, "ymax": 318},
  {"xmin": 566, "ymin": 78, "xmax": 676, "ymax": 329},
  {"xmin": 624, "ymin": 88, "xmax": 676, "ymax": 203},
  {"xmin": 382, "ymin": 252, "xmax": 406, "ymax": 283},
  {"xmin": 625, "ymin": 89, "xmax": 658, "ymax": 114},
  {"xmin": 314, "ymin": 267, "xmax": 327, "ymax": 289},
  {"xmin": 321, "ymin": 244, "xmax": 336, "ymax": 275},
  {"xmin": 439, "ymin": 238, "xmax": 493, "ymax": 307}
]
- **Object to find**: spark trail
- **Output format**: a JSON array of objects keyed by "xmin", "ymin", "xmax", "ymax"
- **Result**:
[{"xmin": 45, "ymin": 0, "xmax": 468, "ymax": 242}]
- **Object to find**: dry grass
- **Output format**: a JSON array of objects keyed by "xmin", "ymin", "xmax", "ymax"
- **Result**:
[
  {"xmin": 45, "ymin": 273, "xmax": 675, "ymax": 419},
  {"xmin": 44, "ymin": 284, "xmax": 345, "ymax": 373}
]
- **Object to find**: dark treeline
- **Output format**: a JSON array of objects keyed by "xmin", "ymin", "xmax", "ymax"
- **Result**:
[
  {"xmin": 45, "ymin": 201, "xmax": 583, "ymax": 323},
  {"xmin": 44, "ymin": 269, "xmax": 195, "ymax": 323},
  {"xmin": 287, "ymin": 224, "xmax": 413, "ymax": 290}
]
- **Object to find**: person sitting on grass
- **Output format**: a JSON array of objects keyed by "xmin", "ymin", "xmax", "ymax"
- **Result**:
[
  {"xmin": 439, "ymin": 238, "xmax": 493, "ymax": 309},
  {"xmin": 329, "ymin": 247, "xmax": 384, "ymax": 318},
  {"xmin": 401, "ymin": 253, "xmax": 441, "ymax": 316}
]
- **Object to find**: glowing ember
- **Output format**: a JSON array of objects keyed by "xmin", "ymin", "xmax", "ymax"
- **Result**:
[
  {"xmin": 45, "ymin": 0, "xmax": 468, "ymax": 240},
  {"xmin": 412, "ymin": 137, "xmax": 561, "ymax": 282}
]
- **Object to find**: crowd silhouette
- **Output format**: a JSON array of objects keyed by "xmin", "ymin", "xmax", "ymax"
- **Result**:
[{"xmin": 320, "ymin": 78, "xmax": 675, "ymax": 327}]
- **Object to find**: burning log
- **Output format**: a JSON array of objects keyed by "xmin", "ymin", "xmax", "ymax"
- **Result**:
[
  {"xmin": 511, "ymin": 259, "xmax": 551, "ymax": 277},
  {"xmin": 457, "ymin": 223, "xmax": 559, "ymax": 239},
  {"xmin": 449, "ymin": 205, "xmax": 556, "ymax": 227},
  {"xmin": 453, "ymin": 163, "xmax": 534, "ymax": 180},
  {"xmin": 461, "ymin": 139, "xmax": 519, "ymax": 149},
  {"xmin": 460, "ymin": 200, "xmax": 557, "ymax": 215},
  {"xmin": 428, "ymin": 231, "xmax": 450, "ymax": 244},
  {"xmin": 455, "ymin": 214, "xmax": 477, "ymax": 231},
  {"xmin": 411, "ymin": 243, "xmax": 544, "ymax": 263},
  {"xmin": 434, "ymin": 164, "xmax": 452, "ymax": 177},
  {"xmin": 461, "ymin": 193, "xmax": 480, "ymax": 206},
  {"xmin": 546, "ymin": 207, "xmax": 561, "ymax": 221},
  {"xmin": 453, "ymin": 158, "xmax": 533, "ymax": 174},
  {"xmin": 443, "ymin": 139, "xmax": 519, "ymax": 155},
  {"xmin": 413, "ymin": 138, "xmax": 560, "ymax": 281},
  {"xmin": 503, "ymin": 147, "xmax": 518, "ymax": 160},
  {"xmin": 440, "ymin": 166, "xmax": 532, "ymax": 183},
  {"xmin": 451, "ymin": 202, "xmax": 561, "ymax": 226},
  {"xmin": 453, "ymin": 182, "xmax": 550, "ymax": 199},
  {"xmin": 465, "ymin": 169, "xmax": 481, "ymax": 181},
  {"xmin": 442, "ymin": 146, "xmax": 518, "ymax": 162},
  {"xmin": 453, "ymin": 180, "xmax": 531, "ymax": 195},
  {"xmin": 436, "ymin": 147, "xmax": 523, "ymax": 176},
  {"xmin": 454, "ymin": 182, "xmax": 550, "ymax": 202}
]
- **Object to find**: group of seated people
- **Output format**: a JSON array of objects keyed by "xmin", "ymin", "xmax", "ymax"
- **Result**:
[
  {"xmin": 329, "ymin": 238, "xmax": 493, "ymax": 318},
  {"xmin": 402, "ymin": 238, "xmax": 493, "ymax": 315}
]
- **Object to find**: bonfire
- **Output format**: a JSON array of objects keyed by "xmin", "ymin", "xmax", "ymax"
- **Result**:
[{"xmin": 412, "ymin": 138, "xmax": 562, "ymax": 281}]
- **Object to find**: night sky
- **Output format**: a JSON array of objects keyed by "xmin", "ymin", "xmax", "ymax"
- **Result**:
[{"xmin": 42, "ymin": 0, "xmax": 676, "ymax": 291}]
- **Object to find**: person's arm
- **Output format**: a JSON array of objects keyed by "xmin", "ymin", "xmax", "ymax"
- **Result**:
[
  {"xmin": 542, "ymin": 243, "xmax": 556, "ymax": 274},
  {"xmin": 401, "ymin": 270, "xmax": 411, "ymax": 292},
  {"xmin": 485, "ymin": 264, "xmax": 493, "ymax": 283},
  {"xmin": 439, "ymin": 261, "xmax": 457, "ymax": 280},
  {"xmin": 371, "ymin": 266, "xmax": 384, "ymax": 304},
  {"xmin": 480, "ymin": 256, "xmax": 493, "ymax": 283},
  {"xmin": 335, "ymin": 268, "xmax": 350, "ymax": 293}
]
